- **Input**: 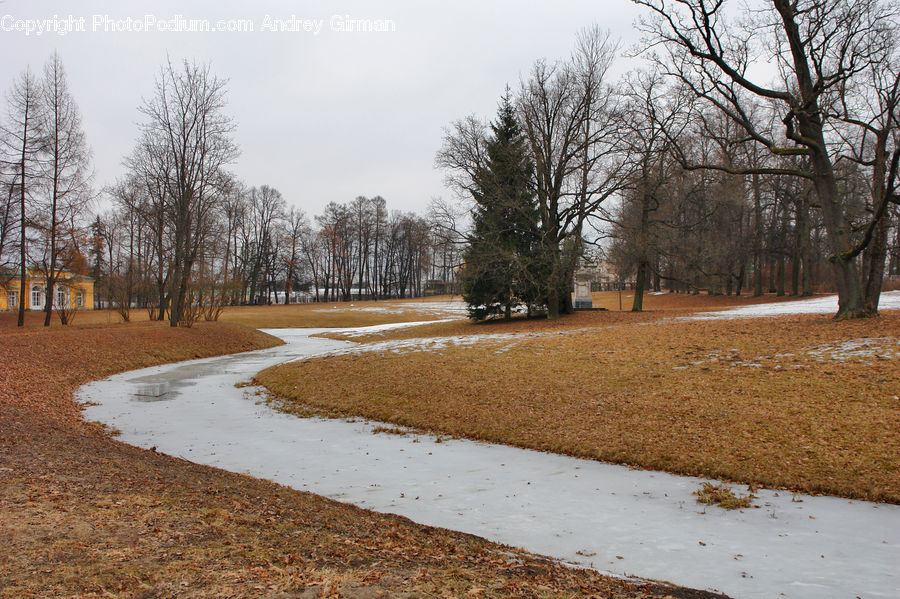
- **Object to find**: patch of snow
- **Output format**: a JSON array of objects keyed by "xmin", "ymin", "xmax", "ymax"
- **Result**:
[
  {"xmin": 688, "ymin": 291, "xmax": 900, "ymax": 320},
  {"xmin": 803, "ymin": 337, "xmax": 900, "ymax": 361},
  {"xmin": 390, "ymin": 300, "xmax": 468, "ymax": 313},
  {"xmin": 76, "ymin": 327, "xmax": 900, "ymax": 599},
  {"xmin": 327, "ymin": 319, "xmax": 457, "ymax": 335},
  {"xmin": 675, "ymin": 338, "xmax": 900, "ymax": 370},
  {"xmin": 314, "ymin": 299, "xmax": 468, "ymax": 316}
]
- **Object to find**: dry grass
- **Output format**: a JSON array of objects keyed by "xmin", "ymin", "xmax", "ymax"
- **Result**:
[
  {"xmin": 220, "ymin": 296, "xmax": 462, "ymax": 329},
  {"xmin": 694, "ymin": 483, "xmax": 755, "ymax": 510},
  {"xmin": 586, "ymin": 289, "xmax": 809, "ymax": 312},
  {"xmin": 317, "ymin": 291, "xmax": 820, "ymax": 344},
  {"xmin": 317, "ymin": 308, "xmax": 662, "ymax": 344},
  {"xmin": 259, "ymin": 312, "xmax": 900, "ymax": 503},
  {"xmin": 0, "ymin": 295, "xmax": 460, "ymax": 332},
  {"xmin": 1, "ymin": 320, "xmax": 715, "ymax": 598}
]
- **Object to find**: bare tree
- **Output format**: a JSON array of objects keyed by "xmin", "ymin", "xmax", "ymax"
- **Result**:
[
  {"xmin": 126, "ymin": 132, "xmax": 173, "ymax": 320},
  {"xmin": 436, "ymin": 28, "xmax": 624, "ymax": 319},
  {"xmin": 518, "ymin": 26, "xmax": 625, "ymax": 318},
  {"xmin": 2, "ymin": 68, "xmax": 42, "ymax": 326},
  {"xmin": 610, "ymin": 70, "xmax": 686, "ymax": 310},
  {"xmin": 436, "ymin": 116, "xmax": 489, "ymax": 199},
  {"xmin": 245, "ymin": 185, "xmax": 285, "ymax": 304},
  {"xmin": 134, "ymin": 58, "xmax": 238, "ymax": 325},
  {"xmin": 428, "ymin": 196, "xmax": 468, "ymax": 290},
  {"xmin": 0, "ymin": 166, "xmax": 17, "ymax": 273},
  {"xmin": 281, "ymin": 206, "xmax": 308, "ymax": 304},
  {"xmin": 833, "ymin": 31, "xmax": 900, "ymax": 311},
  {"xmin": 217, "ymin": 181, "xmax": 247, "ymax": 304},
  {"xmin": 299, "ymin": 221, "xmax": 325, "ymax": 302},
  {"xmin": 36, "ymin": 52, "xmax": 92, "ymax": 326}
]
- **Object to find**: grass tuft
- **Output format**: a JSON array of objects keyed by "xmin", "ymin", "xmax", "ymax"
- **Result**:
[
  {"xmin": 694, "ymin": 483, "xmax": 755, "ymax": 510},
  {"xmin": 371, "ymin": 425, "xmax": 409, "ymax": 436}
]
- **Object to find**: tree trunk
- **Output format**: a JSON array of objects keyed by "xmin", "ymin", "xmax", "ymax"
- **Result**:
[
  {"xmin": 545, "ymin": 233, "xmax": 561, "ymax": 320},
  {"xmin": 862, "ymin": 136, "xmax": 891, "ymax": 313},
  {"xmin": 169, "ymin": 264, "xmax": 183, "ymax": 326},
  {"xmin": 752, "ymin": 174, "xmax": 764, "ymax": 297},
  {"xmin": 169, "ymin": 216, "xmax": 187, "ymax": 326},
  {"xmin": 863, "ymin": 208, "xmax": 890, "ymax": 312},
  {"xmin": 776, "ymin": 256, "xmax": 785, "ymax": 296},
  {"xmin": 792, "ymin": 196, "xmax": 809, "ymax": 296},
  {"xmin": 768, "ymin": 258, "xmax": 777, "ymax": 293},
  {"xmin": 44, "ymin": 194, "xmax": 58, "ymax": 327},
  {"xmin": 16, "ymin": 92, "xmax": 31, "ymax": 328},
  {"xmin": 802, "ymin": 247, "xmax": 814, "ymax": 297},
  {"xmin": 44, "ymin": 279, "xmax": 55, "ymax": 326},
  {"xmin": 790, "ymin": 248, "xmax": 801, "ymax": 297},
  {"xmin": 632, "ymin": 260, "xmax": 648, "ymax": 312},
  {"xmin": 799, "ymin": 110, "xmax": 866, "ymax": 317}
]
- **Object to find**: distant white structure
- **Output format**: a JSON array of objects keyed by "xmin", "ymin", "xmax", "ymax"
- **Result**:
[
  {"xmin": 573, "ymin": 275, "xmax": 593, "ymax": 309},
  {"xmin": 259, "ymin": 290, "xmax": 315, "ymax": 304}
]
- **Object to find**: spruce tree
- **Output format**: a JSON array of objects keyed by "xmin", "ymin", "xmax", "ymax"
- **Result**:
[{"xmin": 461, "ymin": 94, "xmax": 543, "ymax": 320}]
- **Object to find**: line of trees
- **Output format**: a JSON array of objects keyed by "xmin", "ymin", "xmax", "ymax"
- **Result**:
[
  {"xmin": 0, "ymin": 52, "xmax": 92, "ymax": 326},
  {"xmin": 441, "ymin": 0, "xmax": 899, "ymax": 320},
  {"xmin": 2, "ymin": 56, "xmax": 462, "ymax": 327},
  {"xmin": 631, "ymin": 0, "xmax": 900, "ymax": 318},
  {"xmin": 93, "ymin": 183, "xmax": 462, "ymax": 323}
]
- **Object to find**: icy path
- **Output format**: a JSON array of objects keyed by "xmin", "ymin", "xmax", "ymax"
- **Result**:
[{"xmin": 77, "ymin": 328, "xmax": 900, "ymax": 599}]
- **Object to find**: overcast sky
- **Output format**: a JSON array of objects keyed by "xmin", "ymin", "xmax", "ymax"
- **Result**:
[{"xmin": 1, "ymin": 0, "xmax": 647, "ymax": 218}]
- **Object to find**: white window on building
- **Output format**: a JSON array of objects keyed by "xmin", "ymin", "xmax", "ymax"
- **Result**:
[
  {"xmin": 56, "ymin": 286, "xmax": 69, "ymax": 309},
  {"xmin": 7, "ymin": 290, "xmax": 16, "ymax": 308},
  {"xmin": 31, "ymin": 285, "xmax": 43, "ymax": 309},
  {"xmin": 75, "ymin": 290, "xmax": 84, "ymax": 307}
]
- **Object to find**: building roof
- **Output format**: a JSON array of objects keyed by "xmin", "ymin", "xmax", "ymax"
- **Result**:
[{"xmin": 0, "ymin": 267, "xmax": 94, "ymax": 283}]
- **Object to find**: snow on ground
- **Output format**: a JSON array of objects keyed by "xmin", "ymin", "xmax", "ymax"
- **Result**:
[
  {"xmin": 381, "ymin": 300, "xmax": 468, "ymax": 314},
  {"xmin": 77, "ymin": 328, "xmax": 900, "ymax": 599},
  {"xmin": 297, "ymin": 330, "xmax": 541, "ymax": 359},
  {"xmin": 664, "ymin": 337, "xmax": 900, "ymax": 372},
  {"xmin": 802, "ymin": 337, "xmax": 900, "ymax": 361},
  {"xmin": 689, "ymin": 290, "xmax": 900, "ymax": 320},
  {"xmin": 314, "ymin": 299, "xmax": 468, "ymax": 316},
  {"xmin": 326, "ymin": 319, "xmax": 457, "ymax": 335}
]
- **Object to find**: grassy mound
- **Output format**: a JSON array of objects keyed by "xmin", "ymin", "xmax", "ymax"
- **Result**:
[{"xmin": 260, "ymin": 312, "xmax": 900, "ymax": 503}]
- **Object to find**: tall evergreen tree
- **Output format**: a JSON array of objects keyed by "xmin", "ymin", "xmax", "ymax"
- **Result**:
[{"xmin": 461, "ymin": 94, "xmax": 542, "ymax": 320}]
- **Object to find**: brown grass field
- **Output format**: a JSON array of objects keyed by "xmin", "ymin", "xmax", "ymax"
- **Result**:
[
  {"xmin": 0, "ymin": 295, "xmax": 460, "ymax": 333},
  {"xmin": 0, "ymin": 314, "xmax": 718, "ymax": 598},
  {"xmin": 259, "ymin": 294, "xmax": 900, "ymax": 504}
]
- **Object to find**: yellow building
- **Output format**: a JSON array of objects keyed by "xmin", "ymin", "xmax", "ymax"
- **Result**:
[{"xmin": 0, "ymin": 270, "xmax": 95, "ymax": 311}]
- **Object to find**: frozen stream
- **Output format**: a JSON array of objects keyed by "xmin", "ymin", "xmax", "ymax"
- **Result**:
[{"xmin": 77, "ymin": 327, "xmax": 900, "ymax": 599}]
